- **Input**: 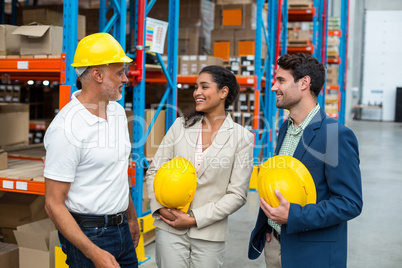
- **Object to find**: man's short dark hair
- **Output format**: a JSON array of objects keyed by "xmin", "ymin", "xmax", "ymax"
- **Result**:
[{"xmin": 277, "ymin": 53, "xmax": 326, "ymax": 97}]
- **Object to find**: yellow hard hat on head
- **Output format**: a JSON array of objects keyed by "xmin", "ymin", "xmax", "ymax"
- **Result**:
[
  {"xmin": 258, "ymin": 155, "xmax": 316, "ymax": 208},
  {"xmin": 154, "ymin": 157, "xmax": 197, "ymax": 213},
  {"xmin": 71, "ymin": 32, "xmax": 132, "ymax": 67}
]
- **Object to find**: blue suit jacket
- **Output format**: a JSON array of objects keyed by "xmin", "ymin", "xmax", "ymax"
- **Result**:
[{"xmin": 248, "ymin": 108, "xmax": 363, "ymax": 268}]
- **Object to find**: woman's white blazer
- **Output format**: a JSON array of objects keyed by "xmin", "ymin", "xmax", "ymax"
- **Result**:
[{"xmin": 145, "ymin": 114, "xmax": 254, "ymax": 242}]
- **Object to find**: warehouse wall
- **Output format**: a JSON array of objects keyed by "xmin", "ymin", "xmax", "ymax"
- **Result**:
[
  {"xmin": 340, "ymin": 0, "xmax": 402, "ymax": 121},
  {"xmin": 365, "ymin": 0, "xmax": 402, "ymax": 10}
]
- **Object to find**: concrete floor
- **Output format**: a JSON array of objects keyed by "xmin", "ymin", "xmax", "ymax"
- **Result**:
[{"xmin": 140, "ymin": 120, "xmax": 402, "ymax": 268}]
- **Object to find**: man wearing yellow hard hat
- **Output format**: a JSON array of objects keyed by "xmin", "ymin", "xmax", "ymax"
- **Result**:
[
  {"xmin": 44, "ymin": 33, "xmax": 140, "ymax": 268},
  {"xmin": 249, "ymin": 53, "xmax": 363, "ymax": 268}
]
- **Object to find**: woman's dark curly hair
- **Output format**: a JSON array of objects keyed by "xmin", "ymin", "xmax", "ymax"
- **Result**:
[
  {"xmin": 277, "ymin": 53, "xmax": 325, "ymax": 97},
  {"xmin": 183, "ymin": 65, "xmax": 240, "ymax": 128}
]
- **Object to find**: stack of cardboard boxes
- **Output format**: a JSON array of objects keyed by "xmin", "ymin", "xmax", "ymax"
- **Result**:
[
  {"xmin": 0, "ymin": 8, "xmax": 85, "ymax": 59},
  {"xmin": 227, "ymin": 91, "xmax": 255, "ymax": 131},
  {"xmin": 0, "ymin": 83, "xmax": 28, "ymax": 104},
  {"xmin": 0, "ymin": 241, "xmax": 18, "ymax": 268},
  {"xmin": 148, "ymin": 0, "xmax": 215, "ymax": 56},
  {"xmin": 327, "ymin": 17, "xmax": 341, "ymax": 61},
  {"xmin": 0, "ymin": 103, "xmax": 29, "ymax": 148},
  {"xmin": 211, "ymin": 0, "xmax": 267, "ymax": 69},
  {"xmin": 148, "ymin": 0, "xmax": 225, "ymax": 75},
  {"xmin": 325, "ymin": 65, "xmax": 340, "ymax": 116},
  {"xmin": 178, "ymin": 55, "xmax": 224, "ymax": 75},
  {"xmin": 287, "ymin": 22, "xmax": 312, "ymax": 48},
  {"xmin": 325, "ymin": 17, "xmax": 341, "ymax": 118}
]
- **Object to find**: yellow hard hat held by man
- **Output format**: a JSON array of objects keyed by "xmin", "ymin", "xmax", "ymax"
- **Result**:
[{"xmin": 258, "ymin": 155, "xmax": 317, "ymax": 208}]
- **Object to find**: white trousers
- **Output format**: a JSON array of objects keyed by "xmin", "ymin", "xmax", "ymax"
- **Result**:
[
  {"xmin": 155, "ymin": 229, "xmax": 226, "ymax": 268},
  {"xmin": 264, "ymin": 233, "xmax": 281, "ymax": 268}
]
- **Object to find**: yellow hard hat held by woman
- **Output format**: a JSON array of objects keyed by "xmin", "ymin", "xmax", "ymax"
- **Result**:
[{"xmin": 153, "ymin": 157, "xmax": 197, "ymax": 213}]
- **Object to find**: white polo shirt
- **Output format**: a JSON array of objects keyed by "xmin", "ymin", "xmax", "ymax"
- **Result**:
[{"xmin": 44, "ymin": 90, "xmax": 131, "ymax": 215}]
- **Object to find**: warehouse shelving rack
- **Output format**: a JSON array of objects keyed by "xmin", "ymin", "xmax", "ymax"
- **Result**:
[
  {"xmin": 252, "ymin": 0, "xmax": 328, "ymax": 162},
  {"xmin": 0, "ymin": 0, "xmax": 349, "ymax": 264}
]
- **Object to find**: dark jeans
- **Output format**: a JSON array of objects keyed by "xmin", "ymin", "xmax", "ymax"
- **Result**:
[{"xmin": 58, "ymin": 213, "xmax": 138, "ymax": 268}]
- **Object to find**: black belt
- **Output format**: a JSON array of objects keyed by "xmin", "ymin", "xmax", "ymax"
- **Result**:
[
  {"xmin": 71, "ymin": 212, "xmax": 124, "ymax": 228},
  {"xmin": 272, "ymin": 228, "xmax": 281, "ymax": 242}
]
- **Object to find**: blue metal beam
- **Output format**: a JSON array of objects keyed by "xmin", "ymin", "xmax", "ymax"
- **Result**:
[
  {"xmin": 131, "ymin": 0, "xmax": 147, "ymax": 217},
  {"xmin": 338, "ymin": 0, "xmax": 348, "ymax": 125},
  {"xmin": 314, "ymin": 0, "xmax": 326, "ymax": 107},
  {"xmin": 279, "ymin": 0, "xmax": 288, "ymax": 130},
  {"xmin": 166, "ymin": 0, "xmax": 179, "ymax": 129},
  {"xmin": 62, "ymin": 0, "xmax": 78, "ymax": 95},
  {"xmin": 265, "ymin": 0, "xmax": 279, "ymax": 160},
  {"xmin": 253, "ymin": 0, "xmax": 264, "ymax": 164},
  {"xmin": 146, "ymin": 0, "xmax": 157, "ymax": 16}
]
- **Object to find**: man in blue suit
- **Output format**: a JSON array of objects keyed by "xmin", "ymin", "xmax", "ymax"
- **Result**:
[{"xmin": 248, "ymin": 53, "xmax": 363, "ymax": 268}]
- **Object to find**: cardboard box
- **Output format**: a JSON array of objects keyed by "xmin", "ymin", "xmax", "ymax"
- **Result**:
[
  {"xmin": 234, "ymin": 29, "xmax": 267, "ymax": 57},
  {"xmin": 240, "ymin": 65, "xmax": 255, "ymax": 76},
  {"xmin": 327, "ymin": 65, "xmax": 339, "ymax": 77},
  {"xmin": 297, "ymin": 30, "xmax": 311, "ymax": 40},
  {"xmin": 179, "ymin": 55, "xmax": 190, "ymax": 75},
  {"xmin": 242, "ymin": 112, "xmax": 252, "ymax": 130},
  {"xmin": 179, "ymin": 55, "xmax": 198, "ymax": 75},
  {"xmin": 0, "ymin": 192, "xmax": 47, "ymax": 228},
  {"xmin": 248, "ymin": 93, "xmax": 255, "ymax": 111},
  {"xmin": 215, "ymin": 3, "xmax": 257, "ymax": 30},
  {"xmin": 211, "ymin": 29, "xmax": 236, "ymax": 61},
  {"xmin": 0, "ymin": 149, "xmax": 7, "ymax": 170},
  {"xmin": 233, "ymin": 112, "xmax": 242, "ymax": 124},
  {"xmin": 326, "ymin": 65, "xmax": 339, "ymax": 85},
  {"xmin": 198, "ymin": 55, "xmax": 224, "ymax": 71},
  {"xmin": 149, "ymin": 0, "xmax": 215, "ymax": 55},
  {"xmin": 14, "ymin": 218, "xmax": 59, "ymax": 268},
  {"xmin": 144, "ymin": 109, "xmax": 166, "ymax": 158},
  {"xmin": 217, "ymin": 0, "xmax": 255, "ymax": 4},
  {"xmin": 142, "ymin": 181, "xmax": 150, "ymax": 212},
  {"xmin": 0, "ymin": 25, "xmax": 20, "ymax": 56},
  {"xmin": 148, "ymin": 0, "xmax": 214, "ymax": 27},
  {"xmin": 0, "ymin": 103, "xmax": 29, "ymax": 147},
  {"xmin": 126, "ymin": 110, "xmax": 166, "ymax": 158},
  {"xmin": 239, "ymin": 93, "xmax": 249, "ymax": 111},
  {"xmin": 12, "ymin": 25, "xmax": 63, "ymax": 56},
  {"xmin": 225, "ymin": 65, "xmax": 239, "ymax": 75},
  {"xmin": 1, "ymin": 227, "xmax": 17, "ymax": 244},
  {"xmin": 178, "ymin": 27, "xmax": 200, "ymax": 56},
  {"xmin": 22, "ymin": 9, "xmax": 86, "ymax": 40},
  {"xmin": 0, "ymin": 242, "xmax": 19, "ymax": 268}
]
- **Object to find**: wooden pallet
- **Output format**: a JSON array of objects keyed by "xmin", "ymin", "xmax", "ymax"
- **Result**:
[
  {"xmin": 0, "ymin": 158, "xmax": 44, "ymax": 181},
  {"xmin": 287, "ymin": 40, "xmax": 312, "ymax": 47},
  {"xmin": 289, "ymin": 3, "xmax": 313, "ymax": 10},
  {"xmin": 3, "ymin": 144, "xmax": 45, "ymax": 160}
]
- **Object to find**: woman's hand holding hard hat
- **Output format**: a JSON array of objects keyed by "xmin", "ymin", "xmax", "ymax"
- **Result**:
[{"xmin": 160, "ymin": 208, "xmax": 196, "ymax": 230}]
